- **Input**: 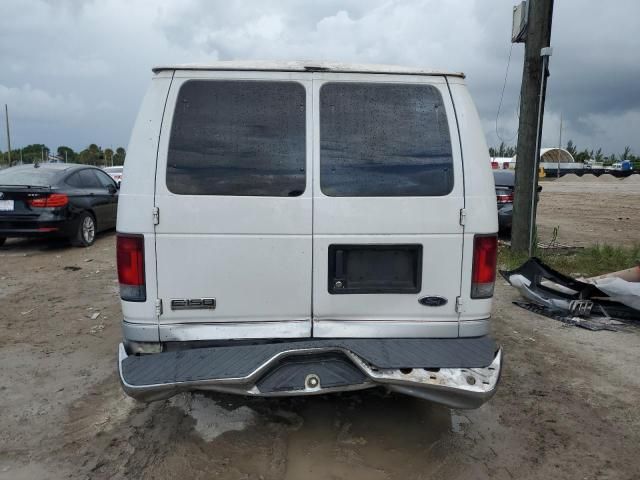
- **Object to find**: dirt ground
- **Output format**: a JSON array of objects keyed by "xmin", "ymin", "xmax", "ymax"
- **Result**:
[
  {"xmin": 537, "ymin": 175, "xmax": 640, "ymax": 247},
  {"xmin": 1, "ymin": 181, "xmax": 640, "ymax": 479}
]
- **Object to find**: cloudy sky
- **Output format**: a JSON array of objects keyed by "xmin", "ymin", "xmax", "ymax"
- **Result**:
[{"xmin": 0, "ymin": 0, "xmax": 638, "ymax": 156}]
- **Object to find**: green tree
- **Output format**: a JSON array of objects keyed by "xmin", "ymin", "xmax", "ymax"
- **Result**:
[
  {"xmin": 594, "ymin": 148, "xmax": 603, "ymax": 162},
  {"xmin": 565, "ymin": 140, "xmax": 578, "ymax": 157},
  {"xmin": 621, "ymin": 146, "xmax": 632, "ymax": 160},
  {"xmin": 491, "ymin": 143, "xmax": 517, "ymax": 158},
  {"xmin": 57, "ymin": 146, "xmax": 76, "ymax": 162},
  {"xmin": 104, "ymin": 148, "xmax": 114, "ymax": 166},
  {"xmin": 78, "ymin": 144, "xmax": 104, "ymax": 165},
  {"xmin": 18, "ymin": 144, "xmax": 49, "ymax": 163},
  {"xmin": 574, "ymin": 148, "xmax": 591, "ymax": 163},
  {"xmin": 113, "ymin": 147, "xmax": 126, "ymax": 166},
  {"xmin": 78, "ymin": 149, "xmax": 90, "ymax": 164}
]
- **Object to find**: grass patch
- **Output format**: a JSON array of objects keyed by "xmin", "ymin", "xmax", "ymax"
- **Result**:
[{"xmin": 498, "ymin": 244, "xmax": 640, "ymax": 277}]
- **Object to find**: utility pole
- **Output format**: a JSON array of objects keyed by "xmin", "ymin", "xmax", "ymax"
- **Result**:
[
  {"xmin": 511, "ymin": 0, "xmax": 555, "ymax": 254},
  {"xmin": 558, "ymin": 112, "xmax": 562, "ymax": 149},
  {"xmin": 557, "ymin": 112, "xmax": 562, "ymax": 178},
  {"xmin": 4, "ymin": 104, "xmax": 11, "ymax": 167}
]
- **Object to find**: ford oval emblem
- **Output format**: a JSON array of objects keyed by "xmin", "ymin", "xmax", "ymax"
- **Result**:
[{"xmin": 419, "ymin": 296, "xmax": 448, "ymax": 307}]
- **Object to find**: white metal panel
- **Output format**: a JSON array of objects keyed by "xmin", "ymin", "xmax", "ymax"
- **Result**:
[
  {"xmin": 118, "ymin": 77, "xmax": 173, "ymax": 330},
  {"xmin": 153, "ymin": 72, "xmax": 313, "ymax": 333},
  {"xmin": 313, "ymin": 320, "xmax": 460, "ymax": 338},
  {"xmin": 154, "ymin": 196, "xmax": 310, "ymax": 235},
  {"xmin": 313, "ymin": 234, "xmax": 463, "ymax": 323},
  {"xmin": 459, "ymin": 319, "xmax": 490, "ymax": 337},
  {"xmin": 313, "ymin": 196, "xmax": 463, "ymax": 235},
  {"xmin": 159, "ymin": 321, "xmax": 310, "ymax": 341},
  {"xmin": 447, "ymin": 82, "xmax": 497, "ymax": 234},
  {"xmin": 310, "ymin": 75, "xmax": 465, "ymax": 333},
  {"xmin": 447, "ymin": 83, "xmax": 497, "ymax": 326},
  {"xmin": 155, "ymin": 235, "xmax": 312, "ymax": 323}
]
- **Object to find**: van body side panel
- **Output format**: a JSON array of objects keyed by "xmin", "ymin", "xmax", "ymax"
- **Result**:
[
  {"xmin": 153, "ymin": 73, "xmax": 313, "ymax": 336},
  {"xmin": 447, "ymin": 81, "xmax": 497, "ymax": 327},
  {"xmin": 446, "ymin": 81, "xmax": 497, "ymax": 235},
  {"xmin": 310, "ymin": 75, "xmax": 465, "ymax": 335},
  {"xmin": 118, "ymin": 76, "xmax": 173, "ymax": 331}
]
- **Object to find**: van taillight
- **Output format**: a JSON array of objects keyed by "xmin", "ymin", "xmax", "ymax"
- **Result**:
[
  {"xmin": 117, "ymin": 233, "xmax": 146, "ymax": 302},
  {"xmin": 28, "ymin": 193, "xmax": 69, "ymax": 208},
  {"xmin": 471, "ymin": 235, "xmax": 497, "ymax": 299}
]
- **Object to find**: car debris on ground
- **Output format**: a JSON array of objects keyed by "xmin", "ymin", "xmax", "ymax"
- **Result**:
[{"xmin": 501, "ymin": 257, "xmax": 640, "ymax": 331}]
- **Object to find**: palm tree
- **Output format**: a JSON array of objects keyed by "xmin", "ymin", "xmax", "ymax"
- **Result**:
[{"xmin": 104, "ymin": 148, "xmax": 114, "ymax": 166}]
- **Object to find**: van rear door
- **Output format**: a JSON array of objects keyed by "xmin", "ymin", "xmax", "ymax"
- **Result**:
[
  {"xmin": 153, "ymin": 73, "xmax": 313, "ymax": 340},
  {"xmin": 311, "ymin": 76, "xmax": 465, "ymax": 337}
]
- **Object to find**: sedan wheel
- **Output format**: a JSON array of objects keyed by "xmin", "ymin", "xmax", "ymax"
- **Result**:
[{"xmin": 71, "ymin": 213, "xmax": 96, "ymax": 247}]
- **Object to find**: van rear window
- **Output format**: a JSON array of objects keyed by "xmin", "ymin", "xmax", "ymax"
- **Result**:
[
  {"xmin": 166, "ymin": 80, "xmax": 306, "ymax": 196},
  {"xmin": 320, "ymin": 83, "xmax": 453, "ymax": 197}
]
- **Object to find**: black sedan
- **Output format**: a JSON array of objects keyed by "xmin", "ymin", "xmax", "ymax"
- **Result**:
[
  {"xmin": 493, "ymin": 170, "xmax": 515, "ymax": 233},
  {"xmin": 0, "ymin": 163, "xmax": 119, "ymax": 247},
  {"xmin": 493, "ymin": 170, "xmax": 542, "ymax": 235}
]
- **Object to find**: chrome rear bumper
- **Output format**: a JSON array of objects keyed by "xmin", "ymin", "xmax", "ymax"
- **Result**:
[{"xmin": 118, "ymin": 341, "xmax": 502, "ymax": 409}]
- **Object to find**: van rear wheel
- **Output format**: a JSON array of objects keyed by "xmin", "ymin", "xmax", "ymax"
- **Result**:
[{"xmin": 70, "ymin": 212, "xmax": 96, "ymax": 247}]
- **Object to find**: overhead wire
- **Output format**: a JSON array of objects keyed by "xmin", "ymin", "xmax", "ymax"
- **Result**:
[{"xmin": 495, "ymin": 42, "xmax": 519, "ymax": 145}]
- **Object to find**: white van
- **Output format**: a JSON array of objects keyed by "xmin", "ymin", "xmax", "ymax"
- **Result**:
[{"xmin": 117, "ymin": 61, "xmax": 501, "ymax": 409}]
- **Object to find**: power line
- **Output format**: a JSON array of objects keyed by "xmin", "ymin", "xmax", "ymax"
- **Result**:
[{"xmin": 495, "ymin": 42, "xmax": 518, "ymax": 144}]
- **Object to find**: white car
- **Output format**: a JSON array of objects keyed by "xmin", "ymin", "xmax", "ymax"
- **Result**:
[
  {"xmin": 116, "ymin": 61, "xmax": 501, "ymax": 408},
  {"xmin": 103, "ymin": 166, "xmax": 123, "ymax": 185}
]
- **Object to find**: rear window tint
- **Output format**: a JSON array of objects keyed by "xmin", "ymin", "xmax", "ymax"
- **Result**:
[
  {"xmin": 66, "ymin": 172, "xmax": 83, "ymax": 188},
  {"xmin": 78, "ymin": 169, "xmax": 101, "ymax": 188},
  {"xmin": 320, "ymin": 83, "xmax": 453, "ymax": 197},
  {"xmin": 166, "ymin": 80, "xmax": 306, "ymax": 196},
  {"xmin": 67, "ymin": 170, "xmax": 102, "ymax": 188},
  {"xmin": 0, "ymin": 167, "xmax": 60, "ymax": 186},
  {"xmin": 95, "ymin": 170, "xmax": 116, "ymax": 188}
]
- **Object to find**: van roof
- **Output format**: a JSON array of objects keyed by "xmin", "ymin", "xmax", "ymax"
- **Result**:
[{"xmin": 152, "ymin": 60, "xmax": 465, "ymax": 78}]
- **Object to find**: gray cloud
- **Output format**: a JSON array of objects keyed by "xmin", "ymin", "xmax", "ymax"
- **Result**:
[{"xmin": 0, "ymin": 0, "xmax": 638, "ymax": 156}]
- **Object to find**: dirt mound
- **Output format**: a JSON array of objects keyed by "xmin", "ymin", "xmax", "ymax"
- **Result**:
[
  {"xmin": 576, "ymin": 175, "xmax": 600, "ymax": 183},
  {"xmin": 558, "ymin": 173, "xmax": 581, "ymax": 183},
  {"xmin": 623, "ymin": 174, "xmax": 640, "ymax": 183},
  {"xmin": 559, "ymin": 174, "xmax": 622, "ymax": 183},
  {"xmin": 595, "ymin": 174, "xmax": 621, "ymax": 183}
]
